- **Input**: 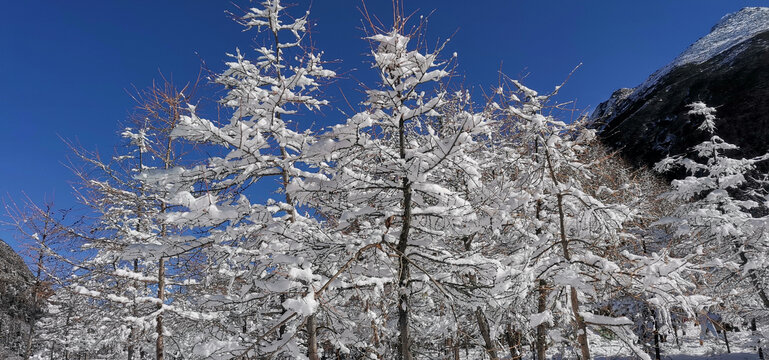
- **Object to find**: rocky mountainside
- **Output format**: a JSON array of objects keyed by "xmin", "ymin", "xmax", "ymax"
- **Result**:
[
  {"xmin": 591, "ymin": 7, "xmax": 769, "ymax": 168},
  {"xmin": 0, "ymin": 239, "xmax": 35, "ymax": 358}
]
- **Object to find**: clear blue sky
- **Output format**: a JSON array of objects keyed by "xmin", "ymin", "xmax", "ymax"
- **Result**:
[{"xmin": 0, "ymin": 0, "xmax": 763, "ymax": 255}]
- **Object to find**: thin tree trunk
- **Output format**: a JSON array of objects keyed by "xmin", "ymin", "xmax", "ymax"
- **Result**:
[
  {"xmin": 397, "ymin": 182, "xmax": 412, "ymax": 360},
  {"xmin": 24, "ymin": 326, "xmax": 34, "ymax": 360},
  {"xmin": 128, "ymin": 259, "xmax": 138, "ymax": 360},
  {"xmin": 64, "ymin": 310, "xmax": 71, "ymax": 360},
  {"xmin": 557, "ymin": 192, "xmax": 590, "ymax": 360},
  {"xmin": 752, "ymin": 319, "xmax": 765, "ymax": 360},
  {"xmin": 652, "ymin": 311, "xmax": 661, "ymax": 360},
  {"xmin": 544, "ymin": 142, "xmax": 590, "ymax": 359},
  {"xmin": 397, "ymin": 96, "xmax": 413, "ymax": 360},
  {"xmin": 535, "ymin": 196, "xmax": 548, "ymax": 360},
  {"xmin": 25, "ymin": 244, "xmax": 46, "ymax": 360},
  {"xmin": 673, "ymin": 322, "xmax": 680, "ymax": 350},
  {"xmin": 128, "ymin": 330, "xmax": 135, "ymax": 360},
  {"xmin": 475, "ymin": 308, "xmax": 498, "ymax": 360},
  {"xmin": 156, "ymin": 258, "xmax": 165, "ymax": 360},
  {"xmin": 154, "ymin": 92, "xmax": 179, "ymax": 360},
  {"xmin": 453, "ymin": 332, "xmax": 461, "ymax": 360},
  {"xmin": 306, "ymin": 315, "xmax": 319, "ymax": 360},
  {"xmin": 536, "ymin": 279, "xmax": 548, "ymax": 360},
  {"xmin": 278, "ymin": 142, "xmax": 319, "ymax": 360},
  {"xmin": 568, "ymin": 286, "xmax": 590, "ymax": 360},
  {"xmin": 504, "ymin": 324, "xmax": 522, "ymax": 360}
]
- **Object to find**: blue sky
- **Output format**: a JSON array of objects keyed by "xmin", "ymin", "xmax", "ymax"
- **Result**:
[{"xmin": 0, "ymin": 0, "xmax": 763, "ymax": 254}]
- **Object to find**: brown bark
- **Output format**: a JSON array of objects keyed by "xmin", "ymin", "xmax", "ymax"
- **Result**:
[
  {"xmin": 397, "ymin": 179, "xmax": 413, "ymax": 360},
  {"xmin": 475, "ymin": 308, "xmax": 498, "ymax": 360},
  {"xmin": 568, "ymin": 287, "xmax": 590, "ymax": 360},
  {"xmin": 536, "ymin": 282, "xmax": 548, "ymax": 360},
  {"xmin": 307, "ymin": 315, "xmax": 319, "ymax": 360},
  {"xmin": 156, "ymin": 258, "xmax": 165, "ymax": 360},
  {"xmin": 535, "ymin": 198, "xmax": 548, "ymax": 360},
  {"xmin": 452, "ymin": 332, "xmax": 461, "ymax": 360},
  {"xmin": 396, "ymin": 78, "xmax": 413, "ymax": 359},
  {"xmin": 505, "ymin": 324, "xmax": 522, "ymax": 360},
  {"xmin": 546, "ymin": 142, "xmax": 590, "ymax": 359},
  {"xmin": 653, "ymin": 311, "xmax": 661, "ymax": 360}
]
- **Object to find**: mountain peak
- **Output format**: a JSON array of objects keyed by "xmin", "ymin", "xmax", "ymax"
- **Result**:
[
  {"xmin": 677, "ymin": 7, "xmax": 769, "ymax": 67},
  {"xmin": 591, "ymin": 7, "xmax": 769, "ymax": 169},
  {"xmin": 629, "ymin": 7, "xmax": 769, "ymax": 100}
]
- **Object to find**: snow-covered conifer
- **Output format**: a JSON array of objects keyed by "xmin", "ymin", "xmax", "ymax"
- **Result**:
[{"xmin": 656, "ymin": 102, "xmax": 769, "ymax": 350}]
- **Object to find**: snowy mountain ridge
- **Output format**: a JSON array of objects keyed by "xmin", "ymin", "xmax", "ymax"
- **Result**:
[
  {"xmin": 591, "ymin": 6, "xmax": 769, "ymax": 169},
  {"xmin": 676, "ymin": 7, "xmax": 769, "ymax": 66},
  {"xmin": 634, "ymin": 7, "xmax": 769, "ymax": 100}
]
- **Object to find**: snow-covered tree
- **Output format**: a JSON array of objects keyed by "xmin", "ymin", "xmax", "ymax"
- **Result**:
[
  {"xmin": 18, "ymin": 2, "xmax": 768, "ymax": 359},
  {"xmin": 491, "ymin": 81, "xmax": 704, "ymax": 360},
  {"xmin": 4, "ymin": 201, "xmax": 70, "ymax": 359},
  {"xmin": 147, "ymin": 1, "xmax": 336, "ymax": 358},
  {"xmin": 32, "ymin": 79, "xmax": 208, "ymax": 360},
  {"xmin": 656, "ymin": 101, "xmax": 769, "ymax": 353},
  {"xmin": 289, "ymin": 17, "xmax": 514, "ymax": 358}
]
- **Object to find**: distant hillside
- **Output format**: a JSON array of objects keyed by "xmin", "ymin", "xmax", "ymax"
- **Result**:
[{"xmin": 591, "ymin": 7, "xmax": 769, "ymax": 168}]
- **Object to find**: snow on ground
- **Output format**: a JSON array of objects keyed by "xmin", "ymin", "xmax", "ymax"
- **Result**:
[
  {"xmin": 668, "ymin": 355, "xmax": 759, "ymax": 360},
  {"xmin": 590, "ymin": 321, "xmax": 762, "ymax": 359}
]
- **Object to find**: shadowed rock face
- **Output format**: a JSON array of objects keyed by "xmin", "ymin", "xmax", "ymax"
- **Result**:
[
  {"xmin": 0, "ymin": 239, "xmax": 33, "ymax": 286},
  {"xmin": 0, "ymin": 239, "xmax": 34, "ymax": 312},
  {"xmin": 592, "ymin": 8, "xmax": 769, "ymax": 169},
  {"xmin": 0, "ymin": 239, "xmax": 34, "ymax": 357}
]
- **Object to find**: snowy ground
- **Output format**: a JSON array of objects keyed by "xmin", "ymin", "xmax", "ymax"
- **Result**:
[{"xmin": 590, "ymin": 321, "xmax": 762, "ymax": 359}]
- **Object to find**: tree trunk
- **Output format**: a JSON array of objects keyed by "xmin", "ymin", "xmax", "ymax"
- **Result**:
[
  {"xmin": 752, "ymin": 319, "xmax": 765, "ymax": 360},
  {"xmin": 557, "ymin": 193, "xmax": 590, "ymax": 360},
  {"xmin": 445, "ymin": 337, "xmax": 458, "ymax": 360},
  {"xmin": 307, "ymin": 315, "xmax": 319, "ymax": 360},
  {"xmin": 453, "ymin": 333, "xmax": 461, "ymax": 360},
  {"xmin": 397, "ymin": 95, "xmax": 413, "ymax": 359},
  {"xmin": 536, "ymin": 279, "xmax": 548, "ymax": 360},
  {"xmin": 504, "ymin": 324, "xmax": 522, "ymax": 360},
  {"xmin": 397, "ymin": 194, "xmax": 412, "ymax": 360},
  {"xmin": 672, "ymin": 321, "xmax": 680, "ymax": 350},
  {"xmin": 25, "ymin": 246, "xmax": 48, "ymax": 360},
  {"xmin": 128, "ymin": 333, "xmax": 135, "ymax": 360},
  {"xmin": 156, "ymin": 258, "xmax": 165, "ymax": 360},
  {"xmin": 568, "ymin": 286, "xmax": 591, "ymax": 360},
  {"xmin": 128, "ymin": 259, "xmax": 139, "ymax": 360},
  {"xmin": 534, "ymin": 196, "xmax": 548, "ymax": 360},
  {"xmin": 24, "ymin": 325, "xmax": 34, "ymax": 360},
  {"xmin": 652, "ymin": 311, "xmax": 661, "ymax": 360},
  {"xmin": 475, "ymin": 308, "xmax": 498, "ymax": 360}
]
